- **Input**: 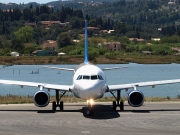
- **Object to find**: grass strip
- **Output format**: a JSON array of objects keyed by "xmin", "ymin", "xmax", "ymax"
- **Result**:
[{"xmin": 0, "ymin": 95, "xmax": 179, "ymax": 104}]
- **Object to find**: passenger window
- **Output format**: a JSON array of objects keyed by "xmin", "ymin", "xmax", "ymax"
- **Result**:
[
  {"xmin": 91, "ymin": 75, "xmax": 98, "ymax": 80},
  {"xmin": 98, "ymin": 75, "xmax": 103, "ymax": 80},
  {"xmin": 83, "ymin": 76, "xmax": 90, "ymax": 80}
]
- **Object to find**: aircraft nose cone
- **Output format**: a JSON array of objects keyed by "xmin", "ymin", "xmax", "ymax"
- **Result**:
[{"xmin": 75, "ymin": 81, "xmax": 106, "ymax": 99}]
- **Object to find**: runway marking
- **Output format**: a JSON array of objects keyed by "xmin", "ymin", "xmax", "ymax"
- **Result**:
[{"xmin": 81, "ymin": 131, "xmax": 90, "ymax": 134}]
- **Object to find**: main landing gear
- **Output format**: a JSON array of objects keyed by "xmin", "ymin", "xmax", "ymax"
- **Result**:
[
  {"xmin": 52, "ymin": 90, "xmax": 66, "ymax": 112},
  {"xmin": 85, "ymin": 99, "xmax": 94, "ymax": 116},
  {"xmin": 111, "ymin": 90, "xmax": 124, "ymax": 111}
]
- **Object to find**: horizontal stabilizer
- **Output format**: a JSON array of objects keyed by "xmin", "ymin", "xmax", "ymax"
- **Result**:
[
  {"xmin": 102, "ymin": 66, "xmax": 128, "ymax": 71},
  {"xmin": 43, "ymin": 66, "xmax": 74, "ymax": 71}
]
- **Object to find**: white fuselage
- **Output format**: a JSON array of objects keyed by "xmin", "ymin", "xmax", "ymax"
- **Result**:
[{"xmin": 72, "ymin": 64, "xmax": 107, "ymax": 100}]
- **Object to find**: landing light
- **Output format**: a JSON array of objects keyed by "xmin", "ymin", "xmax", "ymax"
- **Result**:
[{"xmin": 87, "ymin": 99, "xmax": 94, "ymax": 105}]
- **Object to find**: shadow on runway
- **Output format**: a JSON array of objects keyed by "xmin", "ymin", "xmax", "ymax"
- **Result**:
[
  {"xmin": 0, "ymin": 104, "xmax": 180, "ymax": 119},
  {"xmin": 0, "ymin": 109, "xmax": 57, "ymax": 113},
  {"xmin": 82, "ymin": 105, "xmax": 120, "ymax": 119}
]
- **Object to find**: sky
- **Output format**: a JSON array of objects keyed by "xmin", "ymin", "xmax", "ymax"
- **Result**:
[{"xmin": 0, "ymin": 0, "xmax": 60, "ymax": 4}]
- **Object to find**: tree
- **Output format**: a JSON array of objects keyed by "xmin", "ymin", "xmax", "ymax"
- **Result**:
[
  {"xmin": 71, "ymin": 17, "xmax": 83, "ymax": 29},
  {"xmin": 11, "ymin": 38, "xmax": 24, "ymax": 53},
  {"xmin": 56, "ymin": 32, "xmax": 74, "ymax": 48},
  {"xmin": 0, "ymin": 35, "xmax": 10, "ymax": 48},
  {"xmin": 14, "ymin": 26, "xmax": 34, "ymax": 43},
  {"xmin": 0, "ymin": 38, "xmax": 3, "ymax": 48}
]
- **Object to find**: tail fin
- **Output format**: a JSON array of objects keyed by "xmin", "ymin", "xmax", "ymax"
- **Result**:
[{"xmin": 84, "ymin": 20, "xmax": 89, "ymax": 64}]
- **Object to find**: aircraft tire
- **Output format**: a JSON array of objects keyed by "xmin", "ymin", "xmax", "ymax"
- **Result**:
[
  {"xmin": 60, "ymin": 101, "xmax": 64, "ymax": 111},
  {"xmin": 120, "ymin": 101, "xmax": 124, "ymax": 111},
  {"xmin": 85, "ymin": 108, "xmax": 94, "ymax": 116},
  {"xmin": 52, "ymin": 101, "xmax": 56, "ymax": 111},
  {"xmin": 112, "ymin": 101, "xmax": 116, "ymax": 110}
]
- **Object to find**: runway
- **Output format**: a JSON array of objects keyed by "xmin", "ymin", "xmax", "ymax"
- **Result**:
[{"xmin": 0, "ymin": 102, "xmax": 180, "ymax": 135}]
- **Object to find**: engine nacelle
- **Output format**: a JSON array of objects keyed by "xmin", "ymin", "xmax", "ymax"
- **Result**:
[
  {"xmin": 33, "ymin": 91, "xmax": 50, "ymax": 107},
  {"xmin": 128, "ymin": 90, "xmax": 144, "ymax": 107}
]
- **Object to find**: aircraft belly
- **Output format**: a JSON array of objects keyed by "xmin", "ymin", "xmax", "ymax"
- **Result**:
[{"xmin": 73, "ymin": 80, "xmax": 106, "ymax": 100}]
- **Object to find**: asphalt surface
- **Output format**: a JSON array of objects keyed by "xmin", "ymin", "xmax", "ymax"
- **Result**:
[{"xmin": 0, "ymin": 102, "xmax": 180, "ymax": 135}]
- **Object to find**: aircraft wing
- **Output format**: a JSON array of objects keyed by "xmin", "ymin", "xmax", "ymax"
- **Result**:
[
  {"xmin": 107, "ymin": 79, "xmax": 180, "ymax": 91},
  {"xmin": 0, "ymin": 79, "xmax": 71, "ymax": 92}
]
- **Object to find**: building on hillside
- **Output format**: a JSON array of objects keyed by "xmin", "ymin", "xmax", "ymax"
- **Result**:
[
  {"xmin": 168, "ymin": 0, "xmax": 176, "ymax": 4},
  {"xmin": 101, "ymin": 30, "xmax": 108, "ymax": 33},
  {"xmin": 59, "ymin": 22, "xmax": 70, "ymax": 26},
  {"xmin": 41, "ymin": 21, "xmax": 60, "ymax": 29},
  {"xmin": 172, "ymin": 47, "xmax": 180, "ymax": 52},
  {"xmin": 10, "ymin": 52, "xmax": 19, "ymax": 57},
  {"xmin": 58, "ymin": 52, "xmax": 66, "ymax": 56},
  {"xmin": 101, "ymin": 30, "xmax": 115, "ymax": 34},
  {"xmin": 32, "ymin": 50, "xmax": 57, "ymax": 56},
  {"xmin": 83, "ymin": 27, "xmax": 101, "ymax": 35},
  {"xmin": 42, "ymin": 40, "xmax": 58, "ymax": 50},
  {"xmin": 108, "ymin": 30, "xmax": 115, "ymax": 34},
  {"xmin": 87, "ymin": 27, "xmax": 100, "ymax": 31},
  {"xmin": 129, "ymin": 38, "xmax": 146, "ymax": 43},
  {"xmin": 73, "ymin": 40, "xmax": 80, "ymax": 43},
  {"xmin": 151, "ymin": 38, "xmax": 161, "ymax": 41},
  {"xmin": 40, "ymin": 21, "xmax": 69, "ymax": 29},
  {"xmin": 157, "ymin": 28, "xmax": 162, "ymax": 31},
  {"xmin": 142, "ymin": 51, "xmax": 153, "ymax": 55},
  {"xmin": 104, "ymin": 42, "xmax": 126, "ymax": 51},
  {"xmin": 25, "ymin": 22, "xmax": 37, "ymax": 27}
]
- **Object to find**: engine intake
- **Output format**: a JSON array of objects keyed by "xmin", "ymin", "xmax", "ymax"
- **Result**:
[
  {"xmin": 34, "ymin": 91, "xmax": 50, "ymax": 107},
  {"xmin": 128, "ymin": 90, "xmax": 144, "ymax": 107}
]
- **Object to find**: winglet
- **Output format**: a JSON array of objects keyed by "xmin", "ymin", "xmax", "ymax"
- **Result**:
[{"xmin": 84, "ymin": 20, "xmax": 89, "ymax": 64}]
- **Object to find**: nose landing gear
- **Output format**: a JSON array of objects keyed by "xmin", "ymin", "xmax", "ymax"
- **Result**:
[{"xmin": 85, "ymin": 99, "xmax": 94, "ymax": 116}]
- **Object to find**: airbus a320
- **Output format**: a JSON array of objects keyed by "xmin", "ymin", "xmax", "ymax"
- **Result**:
[{"xmin": 0, "ymin": 20, "xmax": 180, "ymax": 116}]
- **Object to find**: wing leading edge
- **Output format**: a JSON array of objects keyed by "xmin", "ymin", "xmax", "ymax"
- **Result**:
[
  {"xmin": 107, "ymin": 79, "xmax": 180, "ymax": 92},
  {"xmin": 0, "ymin": 79, "xmax": 71, "ymax": 92}
]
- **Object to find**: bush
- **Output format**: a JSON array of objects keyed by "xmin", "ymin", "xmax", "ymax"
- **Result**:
[
  {"xmin": 88, "ymin": 49, "xmax": 99, "ymax": 61},
  {"xmin": 105, "ymin": 52, "xmax": 116, "ymax": 59},
  {"xmin": 69, "ymin": 48, "xmax": 82, "ymax": 55},
  {"xmin": 125, "ymin": 45, "xmax": 140, "ymax": 52},
  {"xmin": 151, "ymin": 45, "xmax": 171, "ymax": 55},
  {"xmin": 139, "ymin": 44, "xmax": 152, "ymax": 52},
  {"xmin": 98, "ymin": 47, "xmax": 108, "ymax": 55},
  {"xmin": 161, "ymin": 35, "xmax": 180, "ymax": 43}
]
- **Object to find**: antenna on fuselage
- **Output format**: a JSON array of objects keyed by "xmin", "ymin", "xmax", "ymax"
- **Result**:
[{"xmin": 84, "ymin": 20, "xmax": 89, "ymax": 65}]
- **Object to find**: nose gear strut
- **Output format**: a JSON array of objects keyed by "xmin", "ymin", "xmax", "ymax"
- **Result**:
[{"xmin": 85, "ymin": 99, "xmax": 94, "ymax": 116}]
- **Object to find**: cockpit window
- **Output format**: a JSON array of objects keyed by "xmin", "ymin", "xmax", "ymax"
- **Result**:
[
  {"xmin": 83, "ymin": 75, "xmax": 90, "ymax": 80},
  {"xmin": 91, "ymin": 75, "xmax": 98, "ymax": 80},
  {"xmin": 77, "ymin": 75, "xmax": 82, "ymax": 80},
  {"xmin": 76, "ymin": 75, "xmax": 103, "ymax": 80},
  {"xmin": 98, "ymin": 75, "xmax": 104, "ymax": 80}
]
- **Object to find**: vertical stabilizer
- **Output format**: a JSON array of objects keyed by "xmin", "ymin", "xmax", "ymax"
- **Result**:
[{"xmin": 84, "ymin": 20, "xmax": 89, "ymax": 64}]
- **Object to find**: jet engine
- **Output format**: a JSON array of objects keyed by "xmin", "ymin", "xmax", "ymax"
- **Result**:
[
  {"xmin": 128, "ymin": 90, "xmax": 144, "ymax": 107},
  {"xmin": 33, "ymin": 91, "xmax": 50, "ymax": 107}
]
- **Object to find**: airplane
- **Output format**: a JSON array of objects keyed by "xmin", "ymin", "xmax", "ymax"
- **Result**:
[{"xmin": 0, "ymin": 20, "xmax": 180, "ymax": 116}]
